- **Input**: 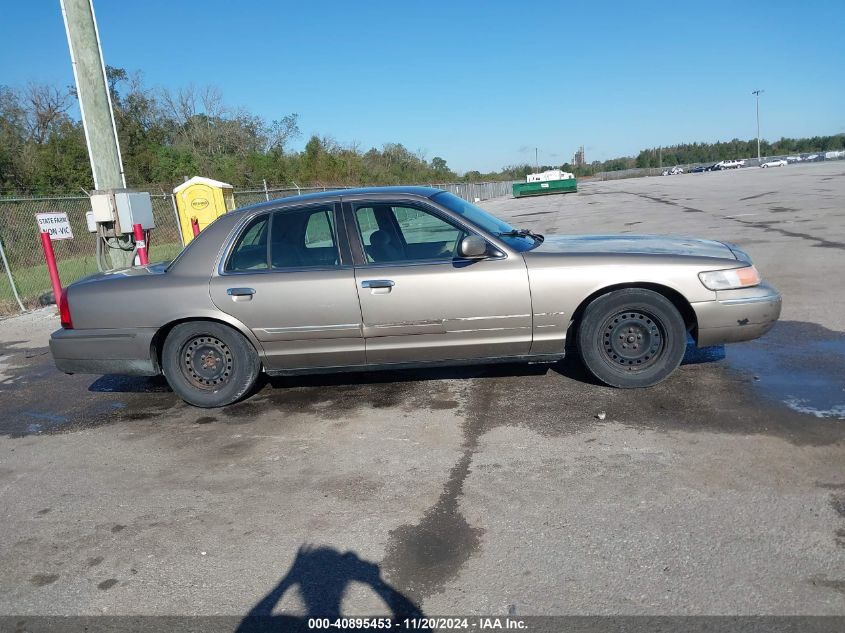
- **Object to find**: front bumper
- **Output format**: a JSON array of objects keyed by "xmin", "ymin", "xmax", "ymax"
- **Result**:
[
  {"xmin": 49, "ymin": 327, "xmax": 159, "ymax": 376},
  {"xmin": 692, "ymin": 282, "xmax": 782, "ymax": 347}
]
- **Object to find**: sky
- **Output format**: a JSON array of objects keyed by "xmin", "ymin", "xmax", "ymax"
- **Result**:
[{"xmin": 1, "ymin": 0, "xmax": 843, "ymax": 173}]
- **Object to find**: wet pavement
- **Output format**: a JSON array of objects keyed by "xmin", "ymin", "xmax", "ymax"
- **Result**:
[
  {"xmin": 726, "ymin": 321, "xmax": 845, "ymax": 420},
  {"xmin": 0, "ymin": 162, "xmax": 843, "ymax": 616}
]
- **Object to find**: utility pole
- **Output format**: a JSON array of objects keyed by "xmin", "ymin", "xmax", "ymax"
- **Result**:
[
  {"xmin": 60, "ymin": 0, "xmax": 134, "ymax": 268},
  {"xmin": 535, "ymin": 147, "xmax": 539, "ymax": 173},
  {"xmin": 752, "ymin": 89, "xmax": 764, "ymax": 163}
]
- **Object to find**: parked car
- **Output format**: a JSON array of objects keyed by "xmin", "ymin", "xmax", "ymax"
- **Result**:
[
  {"xmin": 50, "ymin": 187, "xmax": 782, "ymax": 407},
  {"xmin": 713, "ymin": 159, "xmax": 745, "ymax": 170},
  {"xmin": 689, "ymin": 165, "xmax": 709, "ymax": 173},
  {"xmin": 760, "ymin": 159, "xmax": 787, "ymax": 168},
  {"xmin": 662, "ymin": 167, "xmax": 684, "ymax": 176}
]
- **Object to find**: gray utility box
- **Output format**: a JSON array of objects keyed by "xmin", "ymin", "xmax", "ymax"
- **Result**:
[{"xmin": 90, "ymin": 190, "xmax": 155, "ymax": 234}]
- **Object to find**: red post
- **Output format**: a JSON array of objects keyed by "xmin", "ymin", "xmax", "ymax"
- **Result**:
[
  {"xmin": 191, "ymin": 217, "xmax": 200, "ymax": 238},
  {"xmin": 40, "ymin": 231, "xmax": 63, "ymax": 305},
  {"xmin": 133, "ymin": 223, "xmax": 149, "ymax": 266}
]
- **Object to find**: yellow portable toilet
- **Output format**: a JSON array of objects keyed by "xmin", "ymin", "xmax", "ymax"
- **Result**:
[{"xmin": 173, "ymin": 176, "xmax": 236, "ymax": 245}]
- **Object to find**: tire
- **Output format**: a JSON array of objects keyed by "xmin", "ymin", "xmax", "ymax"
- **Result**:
[
  {"xmin": 162, "ymin": 321, "xmax": 260, "ymax": 407},
  {"xmin": 576, "ymin": 289, "xmax": 687, "ymax": 388}
]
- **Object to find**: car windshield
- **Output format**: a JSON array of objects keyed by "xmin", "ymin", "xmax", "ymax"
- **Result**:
[{"xmin": 431, "ymin": 191, "xmax": 541, "ymax": 251}]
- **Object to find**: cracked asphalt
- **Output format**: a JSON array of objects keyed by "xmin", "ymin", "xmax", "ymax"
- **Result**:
[{"xmin": 0, "ymin": 162, "xmax": 843, "ymax": 617}]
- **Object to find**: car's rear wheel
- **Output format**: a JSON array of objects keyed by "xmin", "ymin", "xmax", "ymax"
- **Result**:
[
  {"xmin": 162, "ymin": 321, "xmax": 260, "ymax": 407},
  {"xmin": 576, "ymin": 289, "xmax": 687, "ymax": 388}
]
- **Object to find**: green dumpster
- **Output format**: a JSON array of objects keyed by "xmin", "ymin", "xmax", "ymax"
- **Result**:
[{"xmin": 512, "ymin": 178, "xmax": 577, "ymax": 198}]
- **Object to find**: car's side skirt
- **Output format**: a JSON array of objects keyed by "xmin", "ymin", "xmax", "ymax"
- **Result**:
[{"xmin": 264, "ymin": 352, "xmax": 566, "ymax": 377}]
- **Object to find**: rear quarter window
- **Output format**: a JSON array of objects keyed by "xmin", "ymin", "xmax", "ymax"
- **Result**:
[{"xmin": 226, "ymin": 215, "xmax": 269, "ymax": 271}]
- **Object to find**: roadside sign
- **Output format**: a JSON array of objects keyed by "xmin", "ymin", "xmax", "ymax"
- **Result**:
[{"xmin": 36, "ymin": 212, "xmax": 74, "ymax": 240}]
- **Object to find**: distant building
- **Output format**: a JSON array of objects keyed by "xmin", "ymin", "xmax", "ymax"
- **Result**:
[{"xmin": 572, "ymin": 146, "xmax": 585, "ymax": 166}]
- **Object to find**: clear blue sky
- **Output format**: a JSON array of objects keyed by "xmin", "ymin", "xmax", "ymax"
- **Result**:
[{"xmin": 1, "ymin": 1, "xmax": 843, "ymax": 173}]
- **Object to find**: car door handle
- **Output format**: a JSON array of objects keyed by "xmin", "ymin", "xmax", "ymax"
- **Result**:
[
  {"xmin": 227, "ymin": 287, "xmax": 256, "ymax": 301},
  {"xmin": 361, "ymin": 280, "xmax": 395, "ymax": 289}
]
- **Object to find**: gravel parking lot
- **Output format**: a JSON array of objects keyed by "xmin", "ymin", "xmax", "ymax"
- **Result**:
[{"xmin": 0, "ymin": 162, "xmax": 843, "ymax": 618}]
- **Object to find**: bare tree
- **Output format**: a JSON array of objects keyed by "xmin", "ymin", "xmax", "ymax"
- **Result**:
[
  {"xmin": 23, "ymin": 83, "xmax": 72, "ymax": 144},
  {"xmin": 267, "ymin": 113, "xmax": 300, "ymax": 153}
]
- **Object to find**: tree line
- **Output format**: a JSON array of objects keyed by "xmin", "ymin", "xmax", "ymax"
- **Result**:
[
  {"xmin": 1, "ymin": 67, "xmax": 843, "ymax": 195},
  {"xmin": 0, "ymin": 67, "xmax": 459, "ymax": 195},
  {"xmin": 632, "ymin": 136, "xmax": 845, "ymax": 169}
]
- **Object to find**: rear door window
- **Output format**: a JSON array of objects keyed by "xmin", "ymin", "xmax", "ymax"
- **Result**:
[{"xmin": 270, "ymin": 206, "xmax": 340, "ymax": 268}]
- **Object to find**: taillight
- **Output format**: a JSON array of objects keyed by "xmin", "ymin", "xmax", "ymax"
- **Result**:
[{"xmin": 59, "ymin": 287, "xmax": 73, "ymax": 329}]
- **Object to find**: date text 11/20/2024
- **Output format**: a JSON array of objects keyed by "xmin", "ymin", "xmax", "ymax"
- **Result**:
[{"xmin": 306, "ymin": 617, "xmax": 527, "ymax": 629}]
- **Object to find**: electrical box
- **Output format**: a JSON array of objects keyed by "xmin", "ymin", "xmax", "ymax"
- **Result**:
[
  {"xmin": 174, "ymin": 176, "xmax": 235, "ymax": 245},
  {"xmin": 114, "ymin": 191, "xmax": 154, "ymax": 233},
  {"xmin": 88, "ymin": 190, "xmax": 155, "ymax": 234},
  {"xmin": 85, "ymin": 211, "xmax": 97, "ymax": 233},
  {"xmin": 90, "ymin": 191, "xmax": 115, "ymax": 223}
]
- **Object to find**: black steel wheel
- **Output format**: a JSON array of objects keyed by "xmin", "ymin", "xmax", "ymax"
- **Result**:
[
  {"xmin": 576, "ymin": 289, "xmax": 687, "ymax": 388},
  {"xmin": 180, "ymin": 335, "xmax": 234, "ymax": 390},
  {"xmin": 162, "ymin": 321, "xmax": 260, "ymax": 407},
  {"xmin": 600, "ymin": 310, "xmax": 664, "ymax": 370}
]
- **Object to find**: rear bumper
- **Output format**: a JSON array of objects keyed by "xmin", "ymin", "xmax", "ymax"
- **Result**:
[
  {"xmin": 692, "ymin": 282, "xmax": 782, "ymax": 346},
  {"xmin": 49, "ymin": 327, "xmax": 159, "ymax": 376}
]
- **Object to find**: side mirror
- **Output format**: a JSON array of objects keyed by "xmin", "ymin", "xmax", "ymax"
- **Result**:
[{"xmin": 458, "ymin": 235, "xmax": 491, "ymax": 259}]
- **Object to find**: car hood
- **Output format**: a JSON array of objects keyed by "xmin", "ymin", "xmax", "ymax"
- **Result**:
[{"xmin": 531, "ymin": 234, "xmax": 739, "ymax": 259}]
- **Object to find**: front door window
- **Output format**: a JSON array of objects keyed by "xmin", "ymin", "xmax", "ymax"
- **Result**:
[{"xmin": 353, "ymin": 203, "xmax": 464, "ymax": 264}]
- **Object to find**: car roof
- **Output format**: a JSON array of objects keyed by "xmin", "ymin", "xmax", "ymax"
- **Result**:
[{"xmin": 231, "ymin": 185, "xmax": 446, "ymax": 215}]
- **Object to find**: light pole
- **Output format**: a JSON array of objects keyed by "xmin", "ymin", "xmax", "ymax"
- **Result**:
[{"xmin": 752, "ymin": 89, "xmax": 764, "ymax": 162}]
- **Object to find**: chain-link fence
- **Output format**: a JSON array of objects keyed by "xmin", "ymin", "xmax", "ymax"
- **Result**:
[
  {"xmin": 0, "ymin": 194, "xmax": 183, "ymax": 314},
  {"xmin": 230, "ymin": 181, "xmax": 518, "ymax": 207},
  {"xmin": 0, "ymin": 181, "xmax": 517, "ymax": 315}
]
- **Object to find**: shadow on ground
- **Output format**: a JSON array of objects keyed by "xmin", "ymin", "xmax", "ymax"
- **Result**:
[{"xmin": 235, "ymin": 545, "xmax": 427, "ymax": 633}]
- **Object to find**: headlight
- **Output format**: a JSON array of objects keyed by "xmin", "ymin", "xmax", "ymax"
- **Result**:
[{"xmin": 698, "ymin": 265, "xmax": 761, "ymax": 290}]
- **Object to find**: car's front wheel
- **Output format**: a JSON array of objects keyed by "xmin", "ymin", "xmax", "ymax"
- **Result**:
[
  {"xmin": 162, "ymin": 321, "xmax": 260, "ymax": 407},
  {"xmin": 576, "ymin": 289, "xmax": 687, "ymax": 388}
]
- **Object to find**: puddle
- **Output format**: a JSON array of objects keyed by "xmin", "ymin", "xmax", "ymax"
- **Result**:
[
  {"xmin": 683, "ymin": 335, "xmax": 726, "ymax": 365},
  {"xmin": 725, "ymin": 321, "xmax": 845, "ymax": 420},
  {"xmin": 88, "ymin": 374, "xmax": 171, "ymax": 393}
]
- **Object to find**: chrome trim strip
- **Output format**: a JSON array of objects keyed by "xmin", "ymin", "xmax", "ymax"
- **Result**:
[
  {"xmin": 452, "ymin": 314, "xmax": 530, "ymax": 321},
  {"xmin": 369, "ymin": 314, "xmax": 531, "ymax": 330},
  {"xmin": 372, "ymin": 320, "xmax": 442, "ymax": 329},
  {"xmin": 445, "ymin": 326, "xmax": 532, "ymax": 333},
  {"xmin": 258, "ymin": 323, "xmax": 361, "ymax": 335}
]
